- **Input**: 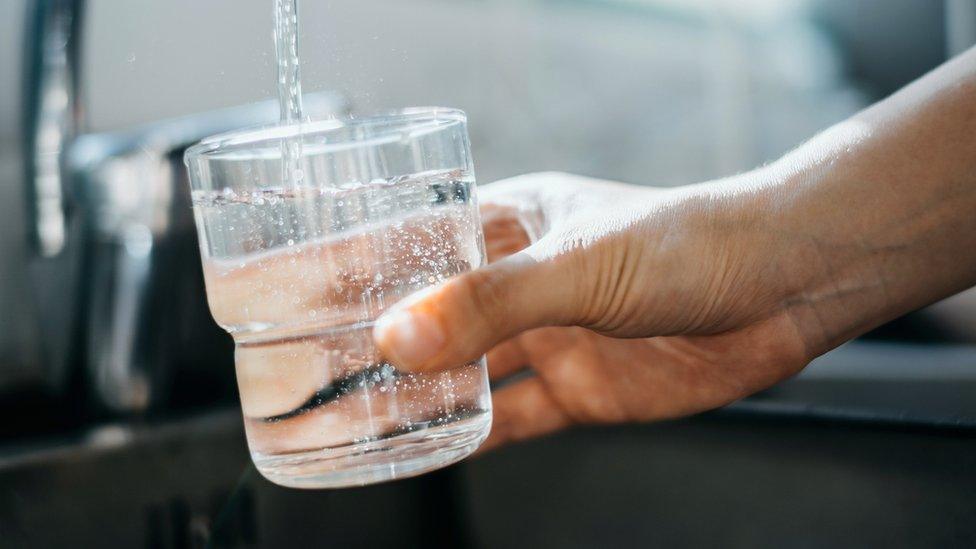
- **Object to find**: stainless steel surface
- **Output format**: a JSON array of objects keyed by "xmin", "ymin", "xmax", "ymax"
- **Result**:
[
  {"xmin": 0, "ymin": 145, "xmax": 42, "ymax": 392},
  {"xmin": 24, "ymin": 0, "xmax": 82, "ymax": 258},
  {"xmin": 6, "ymin": 0, "xmax": 84, "ymax": 398}
]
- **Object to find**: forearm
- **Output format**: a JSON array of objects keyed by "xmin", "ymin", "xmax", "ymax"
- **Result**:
[{"xmin": 764, "ymin": 46, "xmax": 976, "ymax": 356}]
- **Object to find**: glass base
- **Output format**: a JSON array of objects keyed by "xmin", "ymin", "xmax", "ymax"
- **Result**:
[{"xmin": 252, "ymin": 412, "xmax": 491, "ymax": 489}]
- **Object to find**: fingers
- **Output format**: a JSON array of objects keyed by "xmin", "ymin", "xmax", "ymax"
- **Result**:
[
  {"xmin": 485, "ymin": 337, "xmax": 529, "ymax": 381},
  {"xmin": 373, "ymin": 249, "xmax": 578, "ymax": 373},
  {"xmin": 478, "ymin": 376, "xmax": 572, "ymax": 453},
  {"xmin": 205, "ymin": 210, "xmax": 472, "ymax": 328},
  {"xmin": 481, "ymin": 203, "xmax": 533, "ymax": 262},
  {"xmin": 244, "ymin": 363, "xmax": 486, "ymax": 455},
  {"xmin": 235, "ymin": 339, "xmax": 335, "ymax": 418}
]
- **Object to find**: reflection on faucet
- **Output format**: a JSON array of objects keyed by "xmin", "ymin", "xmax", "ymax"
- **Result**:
[
  {"xmin": 24, "ymin": 0, "xmax": 84, "ymax": 258},
  {"xmin": 19, "ymin": 0, "xmax": 86, "ymax": 403}
]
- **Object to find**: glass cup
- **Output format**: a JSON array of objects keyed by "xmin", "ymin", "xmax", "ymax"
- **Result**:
[{"xmin": 184, "ymin": 108, "xmax": 491, "ymax": 488}]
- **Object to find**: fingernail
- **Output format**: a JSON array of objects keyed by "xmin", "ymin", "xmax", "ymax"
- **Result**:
[{"xmin": 374, "ymin": 309, "xmax": 445, "ymax": 370}]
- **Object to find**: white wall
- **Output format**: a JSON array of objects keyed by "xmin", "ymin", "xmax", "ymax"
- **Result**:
[
  {"xmin": 78, "ymin": 0, "xmax": 863, "ymax": 184},
  {"xmin": 0, "ymin": 1, "xmax": 865, "ymax": 184}
]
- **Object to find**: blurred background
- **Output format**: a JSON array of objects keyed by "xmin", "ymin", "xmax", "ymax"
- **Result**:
[{"xmin": 1, "ymin": 0, "xmax": 976, "ymax": 547}]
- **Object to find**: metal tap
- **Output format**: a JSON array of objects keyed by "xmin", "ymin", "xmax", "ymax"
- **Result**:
[{"xmin": 20, "ymin": 0, "xmax": 349, "ymax": 413}]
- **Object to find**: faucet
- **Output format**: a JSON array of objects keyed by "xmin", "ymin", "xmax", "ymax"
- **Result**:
[
  {"xmin": 21, "ymin": 0, "xmax": 349, "ymax": 413},
  {"xmin": 23, "ymin": 0, "xmax": 83, "ymax": 259},
  {"xmin": 18, "ymin": 0, "xmax": 85, "ymax": 403}
]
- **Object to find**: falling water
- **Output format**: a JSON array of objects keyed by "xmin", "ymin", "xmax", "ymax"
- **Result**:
[
  {"xmin": 274, "ymin": 0, "xmax": 304, "ymax": 124},
  {"xmin": 273, "ymin": 0, "xmax": 305, "ymax": 186}
]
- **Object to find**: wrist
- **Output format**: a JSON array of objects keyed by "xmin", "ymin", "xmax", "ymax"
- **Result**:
[{"xmin": 760, "ymin": 145, "xmax": 976, "ymax": 358}]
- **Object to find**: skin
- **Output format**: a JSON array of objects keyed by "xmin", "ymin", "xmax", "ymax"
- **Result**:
[{"xmin": 374, "ymin": 46, "xmax": 976, "ymax": 451}]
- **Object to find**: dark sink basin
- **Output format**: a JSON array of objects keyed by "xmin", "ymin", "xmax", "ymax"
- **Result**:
[{"xmin": 1, "ymin": 341, "xmax": 975, "ymax": 548}]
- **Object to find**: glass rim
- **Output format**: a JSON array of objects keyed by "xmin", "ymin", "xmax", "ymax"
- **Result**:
[{"xmin": 183, "ymin": 106, "xmax": 466, "ymax": 165}]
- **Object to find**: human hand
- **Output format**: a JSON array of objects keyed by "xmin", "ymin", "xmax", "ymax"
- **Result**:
[{"xmin": 374, "ymin": 172, "xmax": 812, "ymax": 450}]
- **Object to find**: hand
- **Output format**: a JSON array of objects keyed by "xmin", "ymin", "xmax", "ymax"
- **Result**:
[
  {"xmin": 374, "ymin": 172, "xmax": 812, "ymax": 450},
  {"xmin": 375, "ymin": 47, "xmax": 976, "ymax": 451}
]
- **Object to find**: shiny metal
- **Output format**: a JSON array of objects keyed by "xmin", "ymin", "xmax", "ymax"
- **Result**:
[
  {"xmin": 18, "ymin": 0, "xmax": 351, "ymax": 414},
  {"xmin": 23, "ymin": 0, "xmax": 82, "ymax": 258},
  {"xmin": 17, "ymin": 0, "xmax": 85, "ymax": 398},
  {"xmin": 70, "ymin": 93, "xmax": 349, "ymax": 412}
]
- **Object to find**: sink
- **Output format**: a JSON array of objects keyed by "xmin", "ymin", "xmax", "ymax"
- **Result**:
[{"xmin": 2, "ymin": 342, "xmax": 975, "ymax": 547}]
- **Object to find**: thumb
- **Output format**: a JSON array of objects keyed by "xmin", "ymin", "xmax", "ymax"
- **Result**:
[{"xmin": 373, "ymin": 249, "xmax": 577, "ymax": 372}]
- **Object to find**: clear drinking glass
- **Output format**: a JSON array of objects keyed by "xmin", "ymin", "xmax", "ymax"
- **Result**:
[{"xmin": 185, "ymin": 108, "xmax": 491, "ymax": 488}]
